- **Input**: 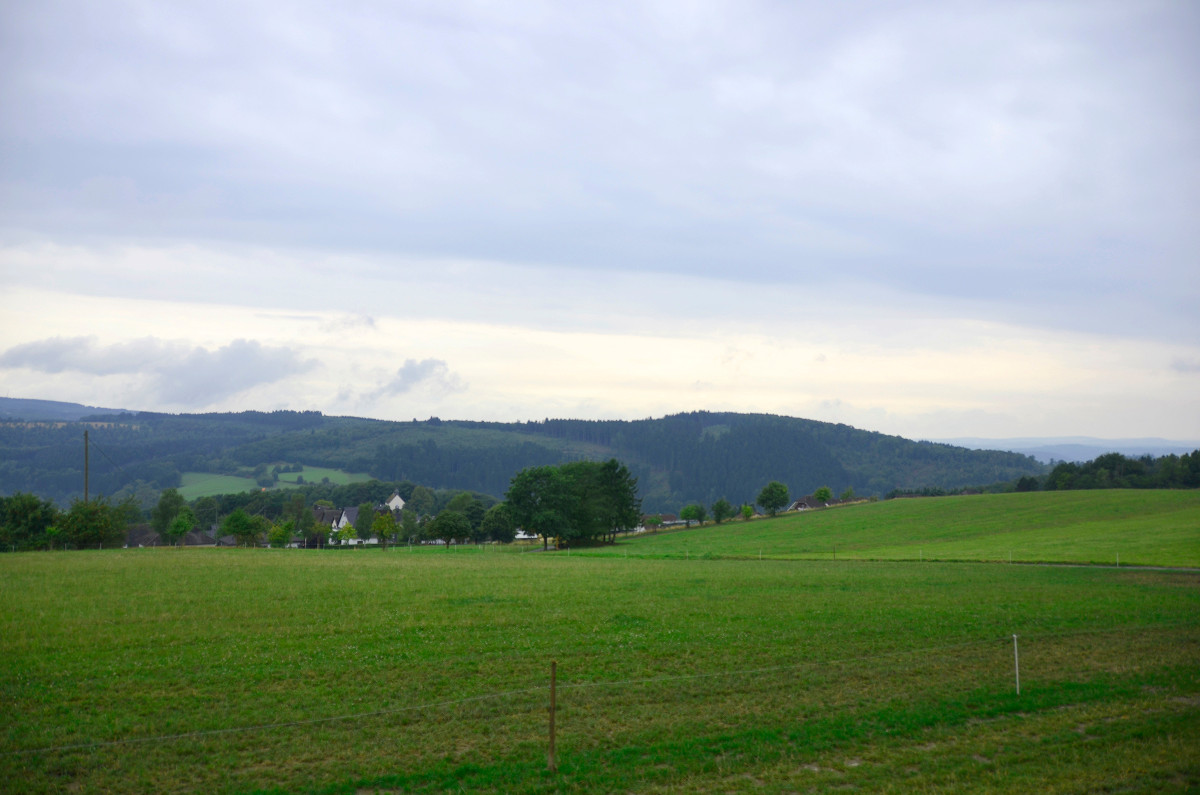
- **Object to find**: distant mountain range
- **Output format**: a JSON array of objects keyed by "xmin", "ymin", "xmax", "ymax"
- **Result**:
[
  {"xmin": 933, "ymin": 436, "xmax": 1200, "ymax": 464},
  {"xmin": 0, "ymin": 397, "xmax": 130, "ymax": 422},
  {"xmin": 2, "ymin": 397, "xmax": 1049, "ymax": 510}
]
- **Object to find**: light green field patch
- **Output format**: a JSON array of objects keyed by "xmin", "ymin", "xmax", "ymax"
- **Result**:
[
  {"xmin": 177, "ymin": 472, "xmax": 262, "ymax": 500},
  {"xmin": 274, "ymin": 465, "xmax": 372, "ymax": 486},
  {"xmin": 582, "ymin": 491, "xmax": 1200, "ymax": 567}
]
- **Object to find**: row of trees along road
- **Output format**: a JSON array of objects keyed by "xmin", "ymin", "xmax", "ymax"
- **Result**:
[
  {"xmin": 504, "ymin": 459, "xmax": 641, "ymax": 549},
  {"xmin": 672, "ymin": 481, "xmax": 846, "ymax": 528}
]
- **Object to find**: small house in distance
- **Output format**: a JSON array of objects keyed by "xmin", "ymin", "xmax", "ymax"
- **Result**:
[
  {"xmin": 384, "ymin": 491, "xmax": 405, "ymax": 512},
  {"xmin": 787, "ymin": 496, "xmax": 839, "ymax": 512}
]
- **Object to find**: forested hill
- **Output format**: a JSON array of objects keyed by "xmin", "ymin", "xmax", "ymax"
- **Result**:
[{"xmin": 0, "ymin": 406, "xmax": 1044, "ymax": 510}]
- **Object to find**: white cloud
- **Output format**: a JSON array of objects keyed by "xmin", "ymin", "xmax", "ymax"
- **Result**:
[
  {"xmin": 371, "ymin": 358, "xmax": 466, "ymax": 400},
  {"xmin": 0, "ymin": 335, "xmax": 315, "ymax": 407},
  {"xmin": 0, "ymin": 3, "xmax": 1196, "ymax": 439}
]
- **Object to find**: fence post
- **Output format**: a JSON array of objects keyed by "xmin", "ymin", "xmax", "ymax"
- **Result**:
[
  {"xmin": 1012, "ymin": 634, "xmax": 1020, "ymax": 695},
  {"xmin": 548, "ymin": 660, "xmax": 557, "ymax": 772}
]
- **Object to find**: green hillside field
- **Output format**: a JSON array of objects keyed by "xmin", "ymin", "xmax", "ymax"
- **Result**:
[
  {"xmin": 177, "ymin": 466, "xmax": 373, "ymax": 500},
  {"xmin": 274, "ymin": 465, "xmax": 372, "ymax": 486},
  {"xmin": 594, "ymin": 490, "xmax": 1200, "ymax": 568},
  {"xmin": 177, "ymin": 472, "xmax": 261, "ymax": 500},
  {"xmin": 1, "ymin": 542, "xmax": 1198, "ymax": 793}
]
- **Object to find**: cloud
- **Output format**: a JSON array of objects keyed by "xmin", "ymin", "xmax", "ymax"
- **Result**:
[
  {"xmin": 320, "ymin": 314, "xmax": 376, "ymax": 333},
  {"xmin": 1171, "ymin": 358, "xmax": 1200, "ymax": 374},
  {"xmin": 372, "ymin": 358, "xmax": 466, "ymax": 398},
  {"xmin": 0, "ymin": 336, "xmax": 314, "ymax": 406},
  {"xmin": 1, "ymin": 3, "xmax": 1195, "ymax": 343}
]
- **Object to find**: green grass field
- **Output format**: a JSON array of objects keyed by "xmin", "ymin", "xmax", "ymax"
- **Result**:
[
  {"xmin": 593, "ymin": 490, "xmax": 1200, "ymax": 567},
  {"xmin": 178, "ymin": 472, "xmax": 262, "ymax": 500},
  {"xmin": 2, "ymin": 543, "xmax": 1197, "ymax": 793},
  {"xmin": 178, "ymin": 466, "xmax": 372, "ymax": 500},
  {"xmin": 274, "ymin": 466, "xmax": 371, "ymax": 486}
]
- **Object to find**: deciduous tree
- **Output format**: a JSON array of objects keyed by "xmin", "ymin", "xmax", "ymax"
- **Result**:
[
  {"xmin": 268, "ymin": 519, "xmax": 294, "ymax": 548},
  {"xmin": 756, "ymin": 481, "xmax": 789, "ymax": 516},
  {"xmin": 505, "ymin": 465, "xmax": 570, "ymax": 550},
  {"xmin": 481, "ymin": 503, "xmax": 515, "ymax": 543},
  {"xmin": 151, "ymin": 488, "xmax": 186, "ymax": 536},
  {"xmin": 711, "ymin": 498, "xmax": 735, "ymax": 525},
  {"xmin": 426, "ymin": 510, "xmax": 471, "ymax": 547},
  {"xmin": 408, "ymin": 485, "xmax": 435, "ymax": 517},
  {"xmin": 62, "ymin": 497, "xmax": 128, "ymax": 549},
  {"xmin": 164, "ymin": 506, "xmax": 196, "ymax": 547},
  {"xmin": 0, "ymin": 492, "xmax": 59, "ymax": 551},
  {"xmin": 372, "ymin": 511, "xmax": 396, "ymax": 548},
  {"xmin": 355, "ymin": 502, "xmax": 376, "ymax": 542},
  {"xmin": 222, "ymin": 508, "xmax": 261, "ymax": 547}
]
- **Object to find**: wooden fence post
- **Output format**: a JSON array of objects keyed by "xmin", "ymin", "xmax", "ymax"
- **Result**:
[{"xmin": 549, "ymin": 660, "xmax": 558, "ymax": 772}]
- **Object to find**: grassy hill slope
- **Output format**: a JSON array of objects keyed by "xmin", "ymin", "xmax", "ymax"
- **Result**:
[{"xmin": 584, "ymin": 490, "xmax": 1200, "ymax": 567}]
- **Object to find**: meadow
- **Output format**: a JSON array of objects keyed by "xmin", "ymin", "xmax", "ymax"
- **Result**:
[
  {"xmin": 273, "ymin": 466, "xmax": 372, "ymax": 487},
  {"xmin": 596, "ymin": 490, "xmax": 1200, "ymax": 567},
  {"xmin": 1, "ymin": 538, "xmax": 1197, "ymax": 793},
  {"xmin": 178, "ymin": 472, "xmax": 263, "ymax": 500},
  {"xmin": 177, "ymin": 467, "xmax": 372, "ymax": 500}
]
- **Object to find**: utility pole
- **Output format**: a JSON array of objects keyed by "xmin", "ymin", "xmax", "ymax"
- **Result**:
[{"xmin": 84, "ymin": 429, "xmax": 89, "ymax": 503}]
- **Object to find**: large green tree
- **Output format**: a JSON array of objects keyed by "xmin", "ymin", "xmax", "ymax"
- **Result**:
[
  {"xmin": 426, "ymin": 510, "xmax": 471, "ymax": 547},
  {"xmin": 481, "ymin": 503, "xmax": 515, "ymax": 543},
  {"xmin": 61, "ymin": 497, "xmax": 128, "ymax": 549},
  {"xmin": 400, "ymin": 510, "xmax": 419, "ymax": 544},
  {"xmin": 221, "ymin": 509, "xmax": 260, "ymax": 547},
  {"xmin": 711, "ymin": 498, "xmax": 735, "ymax": 525},
  {"xmin": 757, "ymin": 481, "xmax": 789, "ymax": 517},
  {"xmin": 371, "ymin": 512, "xmax": 396, "ymax": 548},
  {"xmin": 408, "ymin": 485, "xmax": 435, "ymax": 517},
  {"xmin": 505, "ymin": 465, "xmax": 570, "ymax": 550},
  {"xmin": 193, "ymin": 496, "xmax": 219, "ymax": 531},
  {"xmin": 164, "ymin": 506, "xmax": 196, "ymax": 547},
  {"xmin": 355, "ymin": 502, "xmax": 376, "ymax": 542},
  {"xmin": 151, "ymin": 488, "xmax": 186, "ymax": 535},
  {"xmin": 0, "ymin": 492, "xmax": 59, "ymax": 551},
  {"xmin": 560, "ymin": 459, "xmax": 642, "ymax": 544},
  {"xmin": 680, "ymin": 504, "xmax": 703, "ymax": 528},
  {"xmin": 268, "ymin": 519, "xmax": 295, "ymax": 548}
]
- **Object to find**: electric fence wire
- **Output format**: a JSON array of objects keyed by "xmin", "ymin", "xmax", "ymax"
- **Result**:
[{"xmin": 8, "ymin": 622, "xmax": 1184, "ymax": 759}]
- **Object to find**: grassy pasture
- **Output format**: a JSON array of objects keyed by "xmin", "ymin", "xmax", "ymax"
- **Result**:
[
  {"xmin": 273, "ymin": 466, "xmax": 371, "ymax": 486},
  {"xmin": 178, "ymin": 472, "xmax": 262, "ymax": 500},
  {"xmin": 177, "ymin": 466, "xmax": 372, "ymax": 500},
  {"xmin": 1, "ymin": 547, "xmax": 1197, "ymax": 794},
  {"xmin": 598, "ymin": 490, "xmax": 1200, "ymax": 567}
]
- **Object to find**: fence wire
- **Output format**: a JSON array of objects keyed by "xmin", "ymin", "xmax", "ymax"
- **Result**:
[{"xmin": 6, "ymin": 621, "xmax": 1191, "ymax": 760}]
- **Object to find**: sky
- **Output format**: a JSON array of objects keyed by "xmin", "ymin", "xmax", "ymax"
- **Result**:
[{"xmin": 1, "ymin": 1, "xmax": 1197, "ymax": 441}]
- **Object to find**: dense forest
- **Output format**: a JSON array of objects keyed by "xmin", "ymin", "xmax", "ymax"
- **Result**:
[
  {"xmin": 1042, "ymin": 451, "xmax": 1200, "ymax": 490},
  {"xmin": 1, "ymin": 403, "xmax": 1046, "ymax": 511}
]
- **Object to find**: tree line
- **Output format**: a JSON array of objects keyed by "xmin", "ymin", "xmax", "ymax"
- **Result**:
[
  {"xmin": 885, "ymin": 450, "xmax": 1200, "ymax": 497},
  {"xmin": 1, "ymin": 409, "xmax": 1045, "ymax": 511}
]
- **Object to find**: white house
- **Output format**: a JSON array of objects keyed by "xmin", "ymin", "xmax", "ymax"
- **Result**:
[{"xmin": 385, "ymin": 491, "xmax": 406, "ymax": 512}]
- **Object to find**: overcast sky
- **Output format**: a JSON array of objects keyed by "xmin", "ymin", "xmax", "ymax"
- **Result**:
[{"xmin": 1, "ymin": 1, "xmax": 1197, "ymax": 440}]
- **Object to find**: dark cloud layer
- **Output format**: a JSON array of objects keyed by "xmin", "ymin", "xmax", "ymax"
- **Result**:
[
  {"xmin": 1, "ymin": 2, "xmax": 1196, "ymax": 342},
  {"xmin": 0, "ymin": 336, "xmax": 314, "ymax": 405}
]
